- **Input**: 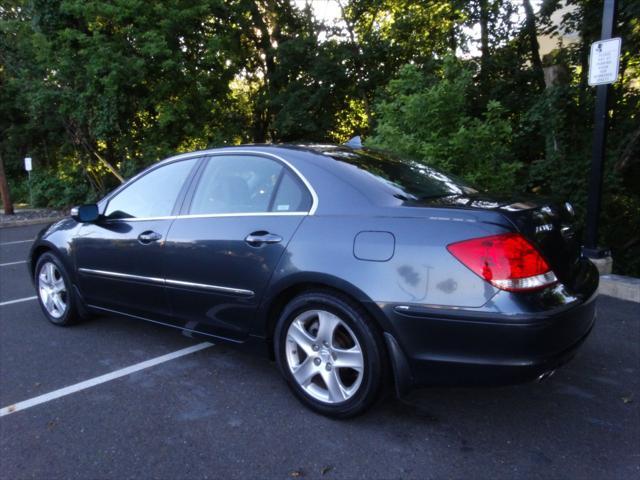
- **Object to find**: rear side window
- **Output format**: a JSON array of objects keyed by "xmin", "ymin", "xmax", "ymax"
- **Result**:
[
  {"xmin": 105, "ymin": 158, "xmax": 197, "ymax": 219},
  {"xmin": 271, "ymin": 171, "xmax": 312, "ymax": 212}
]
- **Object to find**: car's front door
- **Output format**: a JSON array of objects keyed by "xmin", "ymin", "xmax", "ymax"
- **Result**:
[
  {"xmin": 163, "ymin": 153, "xmax": 314, "ymax": 340},
  {"xmin": 75, "ymin": 157, "xmax": 199, "ymax": 320}
]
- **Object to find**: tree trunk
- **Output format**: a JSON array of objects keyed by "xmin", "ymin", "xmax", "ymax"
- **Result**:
[
  {"xmin": 522, "ymin": 0, "xmax": 546, "ymax": 91},
  {"xmin": 248, "ymin": 0, "xmax": 277, "ymax": 143},
  {"xmin": 479, "ymin": 0, "xmax": 490, "ymax": 79},
  {"xmin": 577, "ymin": 4, "xmax": 591, "ymax": 107},
  {"xmin": 0, "ymin": 152, "xmax": 15, "ymax": 215},
  {"xmin": 615, "ymin": 124, "xmax": 640, "ymax": 173},
  {"xmin": 339, "ymin": 0, "xmax": 374, "ymax": 135},
  {"xmin": 448, "ymin": 7, "xmax": 457, "ymax": 53}
]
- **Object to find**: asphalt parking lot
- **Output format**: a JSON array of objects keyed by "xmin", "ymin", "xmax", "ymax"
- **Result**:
[{"xmin": 0, "ymin": 222, "xmax": 638, "ymax": 479}]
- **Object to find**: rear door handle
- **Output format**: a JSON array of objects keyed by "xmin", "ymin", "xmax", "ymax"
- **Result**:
[
  {"xmin": 245, "ymin": 231, "xmax": 283, "ymax": 246},
  {"xmin": 138, "ymin": 231, "xmax": 163, "ymax": 244}
]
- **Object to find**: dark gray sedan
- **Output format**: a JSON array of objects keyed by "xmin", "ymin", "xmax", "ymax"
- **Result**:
[{"xmin": 29, "ymin": 144, "xmax": 598, "ymax": 417}]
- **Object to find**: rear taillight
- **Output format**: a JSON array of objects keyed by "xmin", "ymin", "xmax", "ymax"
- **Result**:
[{"xmin": 447, "ymin": 233, "xmax": 557, "ymax": 292}]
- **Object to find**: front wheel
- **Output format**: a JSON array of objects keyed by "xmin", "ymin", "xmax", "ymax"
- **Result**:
[
  {"xmin": 35, "ymin": 252, "xmax": 82, "ymax": 326},
  {"xmin": 274, "ymin": 290, "xmax": 387, "ymax": 418}
]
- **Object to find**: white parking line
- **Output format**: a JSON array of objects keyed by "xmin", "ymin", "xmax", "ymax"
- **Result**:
[
  {"xmin": 0, "ymin": 342, "xmax": 214, "ymax": 417},
  {"xmin": 0, "ymin": 296, "xmax": 38, "ymax": 307},
  {"xmin": 0, "ymin": 239, "xmax": 33, "ymax": 246},
  {"xmin": 0, "ymin": 260, "xmax": 27, "ymax": 267}
]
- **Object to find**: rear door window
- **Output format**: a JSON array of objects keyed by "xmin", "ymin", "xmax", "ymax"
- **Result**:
[{"xmin": 189, "ymin": 155, "xmax": 283, "ymax": 215}]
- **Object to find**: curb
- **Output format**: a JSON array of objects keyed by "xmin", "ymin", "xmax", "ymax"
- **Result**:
[
  {"xmin": 599, "ymin": 274, "xmax": 640, "ymax": 304},
  {"xmin": 0, "ymin": 217, "xmax": 65, "ymax": 229}
]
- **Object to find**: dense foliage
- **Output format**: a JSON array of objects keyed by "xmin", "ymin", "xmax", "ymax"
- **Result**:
[{"xmin": 1, "ymin": 0, "xmax": 638, "ymax": 274}]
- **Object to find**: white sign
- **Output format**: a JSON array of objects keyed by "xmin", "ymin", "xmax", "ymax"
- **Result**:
[
  {"xmin": 24, "ymin": 157, "xmax": 32, "ymax": 171},
  {"xmin": 588, "ymin": 37, "xmax": 621, "ymax": 86}
]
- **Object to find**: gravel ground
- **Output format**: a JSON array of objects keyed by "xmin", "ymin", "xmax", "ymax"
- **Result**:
[{"xmin": 0, "ymin": 208, "xmax": 65, "ymax": 227}]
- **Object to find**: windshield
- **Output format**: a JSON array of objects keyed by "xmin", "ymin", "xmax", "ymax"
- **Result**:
[{"xmin": 319, "ymin": 147, "xmax": 478, "ymax": 201}]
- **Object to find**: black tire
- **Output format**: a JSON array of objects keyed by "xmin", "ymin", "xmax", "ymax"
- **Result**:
[
  {"xmin": 34, "ymin": 252, "xmax": 82, "ymax": 326},
  {"xmin": 274, "ymin": 290, "xmax": 387, "ymax": 418}
]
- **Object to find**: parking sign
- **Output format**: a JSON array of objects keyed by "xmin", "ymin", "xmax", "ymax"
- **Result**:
[{"xmin": 588, "ymin": 37, "xmax": 621, "ymax": 86}]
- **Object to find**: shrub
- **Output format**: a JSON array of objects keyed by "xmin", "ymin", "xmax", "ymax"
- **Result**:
[
  {"xmin": 28, "ymin": 163, "xmax": 95, "ymax": 209},
  {"xmin": 367, "ymin": 58, "xmax": 521, "ymax": 194}
]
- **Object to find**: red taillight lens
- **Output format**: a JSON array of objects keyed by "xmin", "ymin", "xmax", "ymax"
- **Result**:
[{"xmin": 446, "ymin": 233, "xmax": 557, "ymax": 292}]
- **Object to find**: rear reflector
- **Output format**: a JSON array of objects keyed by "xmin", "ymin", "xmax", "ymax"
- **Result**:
[{"xmin": 447, "ymin": 233, "xmax": 557, "ymax": 292}]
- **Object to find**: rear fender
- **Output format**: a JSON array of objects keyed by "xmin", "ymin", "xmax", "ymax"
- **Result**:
[{"xmin": 256, "ymin": 271, "xmax": 394, "ymax": 339}]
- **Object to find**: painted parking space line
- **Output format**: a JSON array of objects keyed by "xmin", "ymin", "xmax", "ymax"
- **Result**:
[
  {"xmin": 0, "ymin": 239, "xmax": 33, "ymax": 246},
  {"xmin": 0, "ymin": 342, "xmax": 214, "ymax": 417},
  {"xmin": 0, "ymin": 260, "xmax": 27, "ymax": 267},
  {"xmin": 0, "ymin": 296, "xmax": 38, "ymax": 307}
]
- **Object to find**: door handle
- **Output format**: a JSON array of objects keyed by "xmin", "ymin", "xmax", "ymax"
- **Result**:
[
  {"xmin": 138, "ymin": 231, "xmax": 163, "ymax": 244},
  {"xmin": 245, "ymin": 231, "xmax": 283, "ymax": 246}
]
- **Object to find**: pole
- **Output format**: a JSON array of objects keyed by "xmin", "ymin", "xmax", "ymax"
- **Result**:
[
  {"xmin": 583, "ymin": 0, "xmax": 617, "ymax": 257},
  {"xmin": 28, "ymin": 170, "xmax": 33, "ymax": 208}
]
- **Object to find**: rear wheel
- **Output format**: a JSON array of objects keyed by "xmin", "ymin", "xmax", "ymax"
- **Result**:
[
  {"xmin": 275, "ymin": 290, "xmax": 386, "ymax": 418},
  {"xmin": 35, "ymin": 252, "xmax": 82, "ymax": 326}
]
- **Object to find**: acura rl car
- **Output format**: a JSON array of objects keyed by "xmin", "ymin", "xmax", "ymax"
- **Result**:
[{"xmin": 29, "ymin": 144, "xmax": 598, "ymax": 417}]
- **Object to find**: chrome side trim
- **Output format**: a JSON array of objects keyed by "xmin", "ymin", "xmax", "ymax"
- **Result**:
[
  {"xmin": 78, "ymin": 268, "xmax": 164, "ymax": 285},
  {"xmin": 78, "ymin": 268, "xmax": 254, "ymax": 297},
  {"xmin": 181, "ymin": 211, "xmax": 307, "ymax": 220},
  {"xmin": 164, "ymin": 278, "xmax": 253, "ymax": 296},
  {"xmin": 103, "ymin": 211, "xmax": 308, "ymax": 223},
  {"xmin": 164, "ymin": 150, "xmax": 319, "ymax": 215}
]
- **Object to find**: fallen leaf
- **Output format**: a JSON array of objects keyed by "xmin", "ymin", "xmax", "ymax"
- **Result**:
[
  {"xmin": 321, "ymin": 466, "xmax": 333, "ymax": 475},
  {"xmin": 290, "ymin": 470, "xmax": 303, "ymax": 478},
  {"xmin": 622, "ymin": 395, "xmax": 633, "ymax": 404}
]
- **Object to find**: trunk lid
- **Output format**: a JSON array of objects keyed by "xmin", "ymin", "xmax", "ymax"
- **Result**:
[
  {"xmin": 499, "ymin": 200, "xmax": 582, "ymax": 283},
  {"xmin": 414, "ymin": 194, "xmax": 582, "ymax": 282}
]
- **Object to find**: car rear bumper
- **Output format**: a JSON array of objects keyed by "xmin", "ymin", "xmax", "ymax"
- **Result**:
[{"xmin": 381, "ymin": 265, "xmax": 599, "ymax": 393}]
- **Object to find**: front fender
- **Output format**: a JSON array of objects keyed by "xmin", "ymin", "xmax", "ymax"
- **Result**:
[{"xmin": 28, "ymin": 218, "xmax": 79, "ymax": 284}]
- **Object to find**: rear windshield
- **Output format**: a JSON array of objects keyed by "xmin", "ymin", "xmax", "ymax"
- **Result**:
[{"xmin": 320, "ymin": 148, "xmax": 477, "ymax": 201}]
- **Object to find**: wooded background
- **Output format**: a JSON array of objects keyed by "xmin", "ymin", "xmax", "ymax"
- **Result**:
[{"xmin": 0, "ymin": 0, "xmax": 638, "ymax": 274}]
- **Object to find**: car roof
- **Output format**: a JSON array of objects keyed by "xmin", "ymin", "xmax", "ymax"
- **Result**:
[{"xmin": 158, "ymin": 143, "xmax": 354, "ymax": 166}]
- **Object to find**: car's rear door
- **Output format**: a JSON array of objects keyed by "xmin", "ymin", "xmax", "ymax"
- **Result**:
[
  {"xmin": 162, "ymin": 153, "xmax": 313, "ymax": 340},
  {"xmin": 75, "ymin": 157, "xmax": 200, "ymax": 320}
]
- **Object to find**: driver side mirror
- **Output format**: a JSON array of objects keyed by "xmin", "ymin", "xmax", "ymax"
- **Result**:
[{"xmin": 71, "ymin": 204, "xmax": 100, "ymax": 223}]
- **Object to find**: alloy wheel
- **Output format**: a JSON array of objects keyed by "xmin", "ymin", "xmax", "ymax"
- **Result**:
[
  {"xmin": 38, "ymin": 261, "xmax": 68, "ymax": 319},
  {"xmin": 285, "ymin": 309, "xmax": 364, "ymax": 404}
]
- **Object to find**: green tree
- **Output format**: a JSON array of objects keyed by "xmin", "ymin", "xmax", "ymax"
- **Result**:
[{"xmin": 368, "ymin": 59, "xmax": 519, "ymax": 193}]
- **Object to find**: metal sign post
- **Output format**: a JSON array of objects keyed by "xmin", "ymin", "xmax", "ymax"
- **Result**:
[
  {"xmin": 583, "ymin": 0, "xmax": 619, "ymax": 258},
  {"xmin": 24, "ymin": 157, "xmax": 33, "ymax": 207}
]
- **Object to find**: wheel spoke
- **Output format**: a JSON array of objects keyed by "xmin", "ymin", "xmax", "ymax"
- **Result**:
[
  {"xmin": 315, "ymin": 311, "xmax": 340, "ymax": 345},
  {"xmin": 321, "ymin": 368, "xmax": 347, "ymax": 402},
  {"xmin": 292, "ymin": 357, "xmax": 317, "ymax": 387},
  {"xmin": 287, "ymin": 320, "xmax": 315, "ymax": 356},
  {"xmin": 333, "ymin": 346, "xmax": 363, "ymax": 370},
  {"xmin": 52, "ymin": 294, "xmax": 66, "ymax": 314},
  {"xmin": 53, "ymin": 277, "xmax": 65, "ymax": 292},
  {"xmin": 46, "ymin": 263, "xmax": 56, "ymax": 284},
  {"xmin": 39, "ymin": 271, "xmax": 51, "ymax": 288},
  {"xmin": 44, "ymin": 292, "xmax": 54, "ymax": 312}
]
